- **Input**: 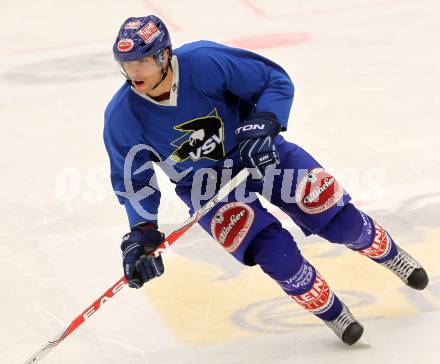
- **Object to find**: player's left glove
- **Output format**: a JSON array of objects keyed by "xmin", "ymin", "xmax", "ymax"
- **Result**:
[{"xmin": 235, "ymin": 112, "xmax": 282, "ymax": 181}]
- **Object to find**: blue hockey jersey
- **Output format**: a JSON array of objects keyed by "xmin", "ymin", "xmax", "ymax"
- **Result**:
[{"xmin": 104, "ymin": 41, "xmax": 294, "ymax": 227}]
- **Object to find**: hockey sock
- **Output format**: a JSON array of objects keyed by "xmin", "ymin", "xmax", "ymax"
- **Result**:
[
  {"xmin": 319, "ymin": 203, "xmax": 398, "ymax": 263},
  {"xmin": 247, "ymin": 225, "xmax": 344, "ymax": 322},
  {"xmin": 350, "ymin": 212, "xmax": 398, "ymax": 263},
  {"xmin": 282, "ymin": 260, "xmax": 344, "ymax": 322}
]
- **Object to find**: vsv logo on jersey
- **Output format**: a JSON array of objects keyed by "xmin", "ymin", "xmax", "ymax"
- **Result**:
[{"xmin": 169, "ymin": 108, "xmax": 225, "ymax": 162}]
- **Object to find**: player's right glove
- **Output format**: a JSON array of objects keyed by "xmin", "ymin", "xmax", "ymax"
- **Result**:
[{"xmin": 121, "ymin": 223, "xmax": 165, "ymax": 289}]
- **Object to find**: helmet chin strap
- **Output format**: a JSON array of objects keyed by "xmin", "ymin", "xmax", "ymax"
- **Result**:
[
  {"xmin": 151, "ymin": 51, "xmax": 170, "ymax": 91},
  {"xmin": 151, "ymin": 63, "xmax": 169, "ymax": 90}
]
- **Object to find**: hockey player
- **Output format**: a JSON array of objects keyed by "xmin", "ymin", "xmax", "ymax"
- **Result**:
[{"xmin": 104, "ymin": 15, "xmax": 429, "ymax": 345}]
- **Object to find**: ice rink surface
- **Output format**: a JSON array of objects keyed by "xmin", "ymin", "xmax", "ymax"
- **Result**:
[{"xmin": 1, "ymin": 0, "xmax": 440, "ymax": 363}]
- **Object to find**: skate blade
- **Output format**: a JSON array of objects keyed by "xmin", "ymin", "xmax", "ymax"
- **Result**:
[{"xmin": 353, "ymin": 336, "xmax": 370, "ymax": 347}]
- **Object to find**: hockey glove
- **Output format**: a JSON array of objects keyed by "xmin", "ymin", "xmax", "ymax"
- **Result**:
[
  {"xmin": 121, "ymin": 223, "xmax": 165, "ymax": 289},
  {"xmin": 235, "ymin": 112, "xmax": 282, "ymax": 181}
]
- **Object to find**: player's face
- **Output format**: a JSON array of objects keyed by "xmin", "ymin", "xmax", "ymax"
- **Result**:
[{"xmin": 122, "ymin": 56, "xmax": 162, "ymax": 94}]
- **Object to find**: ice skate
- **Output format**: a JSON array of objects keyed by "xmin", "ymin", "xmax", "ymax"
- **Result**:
[
  {"xmin": 382, "ymin": 246, "xmax": 428, "ymax": 290},
  {"xmin": 324, "ymin": 304, "xmax": 364, "ymax": 345}
]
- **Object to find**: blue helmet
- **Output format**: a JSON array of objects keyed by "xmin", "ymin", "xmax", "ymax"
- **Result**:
[{"xmin": 113, "ymin": 15, "xmax": 172, "ymax": 63}]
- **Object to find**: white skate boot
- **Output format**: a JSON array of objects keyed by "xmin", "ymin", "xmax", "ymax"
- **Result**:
[{"xmin": 324, "ymin": 304, "xmax": 364, "ymax": 345}]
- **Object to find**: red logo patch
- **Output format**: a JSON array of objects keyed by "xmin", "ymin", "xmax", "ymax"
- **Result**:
[
  {"xmin": 137, "ymin": 21, "xmax": 160, "ymax": 43},
  {"xmin": 290, "ymin": 272, "xmax": 334, "ymax": 314},
  {"xmin": 295, "ymin": 168, "xmax": 344, "ymax": 214},
  {"xmin": 210, "ymin": 202, "xmax": 254, "ymax": 253},
  {"xmin": 358, "ymin": 220, "xmax": 391, "ymax": 259},
  {"xmin": 117, "ymin": 39, "xmax": 134, "ymax": 52}
]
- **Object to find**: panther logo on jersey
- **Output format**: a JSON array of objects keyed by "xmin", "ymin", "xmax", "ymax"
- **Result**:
[{"xmin": 169, "ymin": 108, "xmax": 225, "ymax": 162}]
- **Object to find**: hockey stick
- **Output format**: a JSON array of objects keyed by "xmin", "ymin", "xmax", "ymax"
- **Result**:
[{"xmin": 24, "ymin": 168, "xmax": 250, "ymax": 364}]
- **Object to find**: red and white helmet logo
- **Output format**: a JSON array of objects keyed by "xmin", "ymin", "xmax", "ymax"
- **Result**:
[
  {"xmin": 117, "ymin": 39, "xmax": 134, "ymax": 52},
  {"xmin": 137, "ymin": 21, "xmax": 161, "ymax": 44},
  {"xmin": 124, "ymin": 21, "xmax": 142, "ymax": 30}
]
